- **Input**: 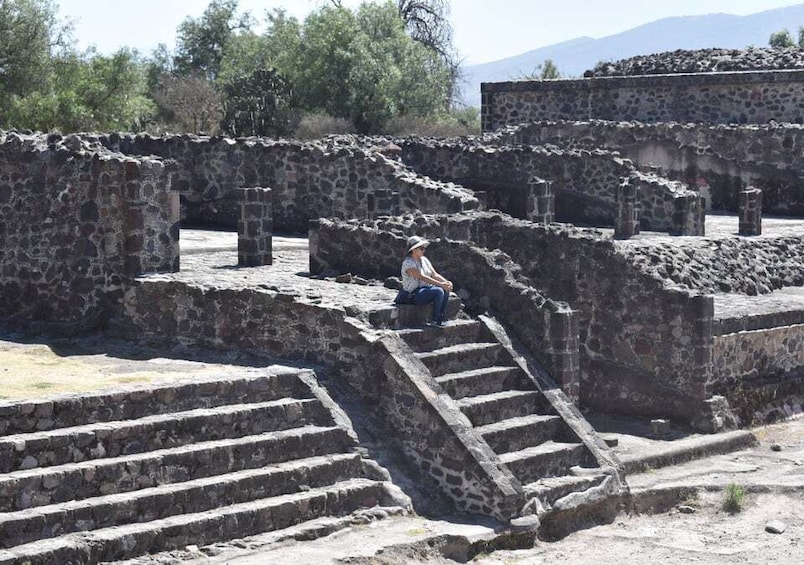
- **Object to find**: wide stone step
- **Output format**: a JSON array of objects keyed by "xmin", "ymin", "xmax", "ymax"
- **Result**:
[
  {"xmin": 476, "ymin": 414, "xmax": 569, "ymax": 454},
  {"xmin": 0, "ymin": 478, "xmax": 387, "ymax": 565},
  {"xmin": 499, "ymin": 442, "xmax": 588, "ymax": 484},
  {"xmin": 435, "ymin": 366, "xmax": 530, "ymax": 400},
  {"xmin": 415, "ymin": 343, "xmax": 503, "ymax": 377},
  {"xmin": 0, "ymin": 371, "xmax": 311, "ymax": 436},
  {"xmin": 0, "ymin": 398, "xmax": 332, "ymax": 473},
  {"xmin": 395, "ymin": 319, "xmax": 489, "ymax": 353},
  {"xmin": 455, "ymin": 391, "xmax": 551, "ymax": 427},
  {"xmin": 523, "ymin": 471, "xmax": 609, "ymax": 507},
  {"xmin": 0, "ymin": 453, "xmax": 365, "ymax": 549},
  {"xmin": 0, "ymin": 425, "xmax": 353, "ymax": 512}
]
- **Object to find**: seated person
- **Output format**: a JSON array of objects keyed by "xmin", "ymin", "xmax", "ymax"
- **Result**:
[{"xmin": 399, "ymin": 236, "xmax": 454, "ymax": 327}]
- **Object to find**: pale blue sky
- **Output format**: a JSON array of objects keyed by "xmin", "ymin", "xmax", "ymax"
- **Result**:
[{"xmin": 56, "ymin": 0, "xmax": 804, "ymax": 64}]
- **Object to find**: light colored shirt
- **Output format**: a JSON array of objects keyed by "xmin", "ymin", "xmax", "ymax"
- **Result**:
[{"xmin": 401, "ymin": 256, "xmax": 435, "ymax": 292}]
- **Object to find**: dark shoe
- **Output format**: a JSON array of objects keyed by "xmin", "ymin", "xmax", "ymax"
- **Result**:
[{"xmin": 425, "ymin": 320, "xmax": 443, "ymax": 328}]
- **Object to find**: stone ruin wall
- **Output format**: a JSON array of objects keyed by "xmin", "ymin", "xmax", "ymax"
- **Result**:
[
  {"xmin": 0, "ymin": 132, "xmax": 179, "ymax": 327},
  {"xmin": 310, "ymin": 213, "xmax": 715, "ymax": 426},
  {"xmin": 500, "ymin": 120, "xmax": 804, "ymax": 215},
  {"xmin": 481, "ymin": 69, "xmax": 804, "ymax": 132},
  {"xmin": 617, "ymin": 234, "xmax": 804, "ymax": 405},
  {"xmin": 97, "ymin": 134, "xmax": 479, "ymax": 232},
  {"xmin": 396, "ymin": 139, "xmax": 700, "ymax": 233}
]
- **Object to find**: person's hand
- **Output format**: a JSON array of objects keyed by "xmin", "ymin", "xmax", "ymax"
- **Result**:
[{"xmin": 443, "ymin": 280, "xmax": 454, "ymax": 292}]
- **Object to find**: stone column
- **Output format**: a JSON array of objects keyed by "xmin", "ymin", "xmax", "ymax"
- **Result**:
[
  {"xmin": 237, "ymin": 187, "xmax": 272, "ymax": 267},
  {"xmin": 669, "ymin": 193, "xmax": 705, "ymax": 236},
  {"xmin": 739, "ymin": 187, "xmax": 763, "ymax": 236},
  {"xmin": 545, "ymin": 308, "xmax": 581, "ymax": 404},
  {"xmin": 527, "ymin": 177, "xmax": 554, "ymax": 224},
  {"xmin": 614, "ymin": 179, "xmax": 640, "ymax": 239},
  {"xmin": 481, "ymin": 90, "xmax": 493, "ymax": 132}
]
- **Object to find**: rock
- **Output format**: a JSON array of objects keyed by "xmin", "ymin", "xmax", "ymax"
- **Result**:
[
  {"xmin": 19, "ymin": 455, "xmax": 38, "ymax": 470},
  {"xmin": 651, "ymin": 419, "xmax": 671, "ymax": 436},
  {"xmin": 509, "ymin": 514, "xmax": 541, "ymax": 532},
  {"xmin": 678, "ymin": 505, "xmax": 696, "ymax": 514},
  {"xmin": 335, "ymin": 273, "xmax": 353, "ymax": 283},
  {"xmin": 765, "ymin": 520, "xmax": 787, "ymax": 534},
  {"xmin": 770, "ymin": 443, "xmax": 782, "ymax": 452}
]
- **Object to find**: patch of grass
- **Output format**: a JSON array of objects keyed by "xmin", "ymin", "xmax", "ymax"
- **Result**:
[
  {"xmin": 32, "ymin": 382, "xmax": 54, "ymax": 390},
  {"xmin": 723, "ymin": 483, "xmax": 746, "ymax": 513}
]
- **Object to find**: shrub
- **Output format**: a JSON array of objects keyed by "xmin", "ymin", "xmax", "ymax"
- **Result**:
[
  {"xmin": 293, "ymin": 112, "xmax": 354, "ymax": 140},
  {"xmin": 723, "ymin": 483, "xmax": 746, "ymax": 513}
]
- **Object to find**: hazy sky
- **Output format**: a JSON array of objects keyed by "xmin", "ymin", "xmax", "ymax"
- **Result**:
[{"xmin": 55, "ymin": 0, "xmax": 804, "ymax": 64}]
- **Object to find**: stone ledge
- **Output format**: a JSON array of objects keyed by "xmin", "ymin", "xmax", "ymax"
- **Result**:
[{"xmin": 369, "ymin": 295, "xmax": 462, "ymax": 329}]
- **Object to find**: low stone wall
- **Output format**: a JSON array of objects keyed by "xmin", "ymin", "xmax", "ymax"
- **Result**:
[
  {"xmin": 714, "ymin": 326, "xmax": 804, "ymax": 386},
  {"xmin": 309, "ymin": 213, "xmax": 717, "ymax": 428},
  {"xmin": 397, "ymin": 140, "xmax": 699, "ymax": 233},
  {"xmin": 0, "ymin": 132, "xmax": 179, "ymax": 327},
  {"xmin": 98, "ymin": 134, "xmax": 479, "ymax": 232},
  {"xmin": 120, "ymin": 277, "xmax": 524, "ymax": 520},
  {"xmin": 500, "ymin": 121, "xmax": 804, "ymax": 215},
  {"xmin": 482, "ymin": 70, "xmax": 804, "ymax": 131}
]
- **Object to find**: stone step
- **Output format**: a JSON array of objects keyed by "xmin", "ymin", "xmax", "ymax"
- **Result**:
[
  {"xmin": 0, "ymin": 371, "xmax": 311, "ymax": 436},
  {"xmin": 523, "ymin": 471, "xmax": 609, "ymax": 508},
  {"xmin": 0, "ymin": 398, "xmax": 332, "ymax": 473},
  {"xmin": 455, "ymin": 391, "xmax": 551, "ymax": 427},
  {"xmin": 0, "ymin": 425, "xmax": 353, "ymax": 512},
  {"xmin": 395, "ymin": 319, "xmax": 489, "ymax": 353},
  {"xmin": 435, "ymin": 366, "xmax": 530, "ymax": 400},
  {"xmin": 0, "ymin": 478, "xmax": 387, "ymax": 565},
  {"xmin": 0, "ymin": 453, "xmax": 365, "ymax": 549},
  {"xmin": 369, "ymin": 295, "xmax": 462, "ymax": 329},
  {"xmin": 415, "ymin": 343, "xmax": 504, "ymax": 377},
  {"xmin": 498, "ymin": 442, "xmax": 589, "ymax": 484},
  {"xmin": 476, "ymin": 414, "xmax": 570, "ymax": 454}
]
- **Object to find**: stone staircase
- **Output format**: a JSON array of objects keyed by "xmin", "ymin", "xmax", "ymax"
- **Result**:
[
  {"xmin": 396, "ymin": 319, "xmax": 612, "ymax": 510},
  {"xmin": 0, "ymin": 369, "xmax": 405, "ymax": 565}
]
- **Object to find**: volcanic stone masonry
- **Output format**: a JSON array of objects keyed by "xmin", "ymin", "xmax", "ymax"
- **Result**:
[
  {"xmin": 482, "ymin": 69, "xmax": 804, "ymax": 131},
  {"xmin": 0, "ymin": 132, "xmax": 179, "ymax": 327}
]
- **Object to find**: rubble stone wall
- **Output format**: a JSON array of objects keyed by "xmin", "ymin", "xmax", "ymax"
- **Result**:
[
  {"xmin": 482, "ymin": 70, "xmax": 804, "ymax": 131},
  {"xmin": 714, "ymin": 326, "xmax": 804, "ymax": 387},
  {"xmin": 501, "ymin": 121, "xmax": 804, "ymax": 215},
  {"xmin": 99, "ymin": 134, "xmax": 479, "ymax": 232},
  {"xmin": 0, "ymin": 132, "xmax": 179, "ymax": 327},
  {"xmin": 397, "ymin": 140, "xmax": 696, "ymax": 232},
  {"xmin": 309, "ymin": 213, "xmax": 715, "ymax": 425}
]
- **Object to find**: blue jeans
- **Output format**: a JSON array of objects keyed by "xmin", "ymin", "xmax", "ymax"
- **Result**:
[{"xmin": 413, "ymin": 285, "xmax": 449, "ymax": 323}]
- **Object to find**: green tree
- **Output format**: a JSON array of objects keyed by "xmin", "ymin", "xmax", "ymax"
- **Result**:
[
  {"xmin": 173, "ymin": 0, "xmax": 253, "ymax": 80},
  {"xmin": 769, "ymin": 28, "xmax": 796, "ymax": 48},
  {"xmin": 0, "ymin": 0, "xmax": 66, "ymax": 124},
  {"xmin": 293, "ymin": 2, "xmax": 451, "ymax": 133},
  {"xmin": 6, "ymin": 48, "xmax": 154, "ymax": 132},
  {"xmin": 518, "ymin": 59, "xmax": 562, "ymax": 80},
  {"xmin": 539, "ymin": 59, "xmax": 561, "ymax": 79}
]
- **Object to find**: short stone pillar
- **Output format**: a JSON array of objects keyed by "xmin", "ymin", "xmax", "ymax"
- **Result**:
[
  {"xmin": 669, "ymin": 193, "xmax": 705, "ymax": 236},
  {"xmin": 527, "ymin": 177, "xmax": 554, "ymax": 224},
  {"xmin": 545, "ymin": 308, "xmax": 580, "ymax": 404},
  {"xmin": 739, "ymin": 187, "xmax": 763, "ymax": 236},
  {"xmin": 237, "ymin": 187, "xmax": 272, "ymax": 267},
  {"xmin": 614, "ymin": 179, "xmax": 640, "ymax": 239}
]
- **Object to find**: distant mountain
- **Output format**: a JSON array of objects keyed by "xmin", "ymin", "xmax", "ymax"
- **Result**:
[{"xmin": 459, "ymin": 3, "xmax": 804, "ymax": 107}]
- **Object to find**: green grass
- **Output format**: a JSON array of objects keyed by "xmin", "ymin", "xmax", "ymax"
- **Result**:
[{"xmin": 723, "ymin": 483, "xmax": 746, "ymax": 513}]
